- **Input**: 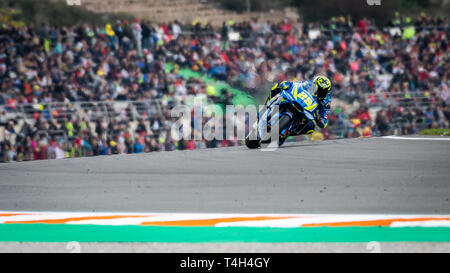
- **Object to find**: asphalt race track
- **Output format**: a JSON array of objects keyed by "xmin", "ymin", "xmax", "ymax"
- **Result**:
[
  {"xmin": 1, "ymin": 137, "xmax": 449, "ymax": 214},
  {"xmin": 1, "ymin": 136, "xmax": 450, "ymax": 252}
]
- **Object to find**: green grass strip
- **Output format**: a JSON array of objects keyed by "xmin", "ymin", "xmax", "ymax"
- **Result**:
[
  {"xmin": 419, "ymin": 129, "xmax": 450, "ymax": 136},
  {"xmin": 0, "ymin": 224, "xmax": 449, "ymax": 242}
]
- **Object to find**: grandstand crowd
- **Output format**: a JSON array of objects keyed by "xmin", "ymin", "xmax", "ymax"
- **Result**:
[{"xmin": 0, "ymin": 13, "xmax": 449, "ymax": 162}]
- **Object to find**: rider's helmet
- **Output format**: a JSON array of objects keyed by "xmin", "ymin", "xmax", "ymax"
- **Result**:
[
  {"xmin": 312, "ymin": 75, "xmax": 332, "ymax": 101},
  {"xmin": 271, "ymin": 81, "xmax": 292, "ymax": 93}
]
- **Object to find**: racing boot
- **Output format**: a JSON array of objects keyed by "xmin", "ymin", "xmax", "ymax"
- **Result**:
[{"xmin": 290, "ymin": 120, "xmax": 316, "ymax": 136}]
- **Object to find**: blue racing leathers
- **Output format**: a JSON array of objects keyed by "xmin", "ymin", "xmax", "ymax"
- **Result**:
[{"xmin": 267, "ymin": 80, "xmax": 331, "ymax": 136}]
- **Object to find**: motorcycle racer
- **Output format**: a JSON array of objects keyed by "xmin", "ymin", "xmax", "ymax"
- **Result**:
[{"xmin": 265, "ymin": 76, "xmax": 332, "ymax": 144}]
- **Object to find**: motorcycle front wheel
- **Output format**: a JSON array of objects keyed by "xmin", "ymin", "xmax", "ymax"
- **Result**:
[{"xmin": 245, "ymin": 114, "xmax": 291, "ymax": 149}]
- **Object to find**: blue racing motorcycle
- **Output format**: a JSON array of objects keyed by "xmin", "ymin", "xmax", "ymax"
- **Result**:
[{"xmin": 245, "ymin": 83, "xmax": 320, "ymax": 149}]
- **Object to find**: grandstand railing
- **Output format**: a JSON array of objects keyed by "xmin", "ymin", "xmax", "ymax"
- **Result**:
[
  {"xmin": 0, "ymin": 93, "xmax": 435, "ymax": 142},
  {"xmin": 0, "ymin": 100, "xmax": 165, "ymax": 124},
  {"xmin": 363, "ymin": 91, "xmax": 438, "ymax": 108}
]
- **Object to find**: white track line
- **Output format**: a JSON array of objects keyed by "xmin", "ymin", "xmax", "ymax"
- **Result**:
[
  {"xmin": 390, "ymin": 220, "xmax": 450, "ymax": 228},
  {"xmin": 382, "ymin": 136, "xmax": 450, "ymax": 141}
]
